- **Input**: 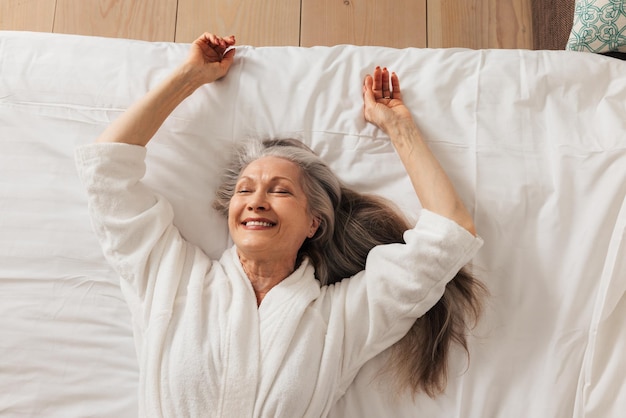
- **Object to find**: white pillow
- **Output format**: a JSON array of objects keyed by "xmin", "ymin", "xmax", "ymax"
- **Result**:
[{"xmin": 566, "ymin": 0, "xmax": 626, "ymax": 53}]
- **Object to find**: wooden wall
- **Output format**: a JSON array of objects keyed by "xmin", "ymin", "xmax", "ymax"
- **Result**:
[
  {"xmin": 0, "ymin": 0, "xmax": 532, "ymax": 49},
  {"xmin": 428, "ymin": 0, "xmax": 532, "ymax": 49},
  {"xmin": 300, "ymin": 0, "xmax": 427, "ymax": 48},
  {"xmin": 175, "ymin": 0, "xmax": 302, "ymax": 46}
]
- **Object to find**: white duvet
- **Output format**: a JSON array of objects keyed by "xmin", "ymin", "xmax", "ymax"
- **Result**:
[{"xmin": 0, "ymin": 31, "xmax": 625, "ymax": 418}]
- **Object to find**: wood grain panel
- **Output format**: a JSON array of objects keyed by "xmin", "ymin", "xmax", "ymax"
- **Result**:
[
  {"xmin": 0, "ymin": 0, "xmax": 56, "ymax": 32},
  {"xmin": 53, "ymin": 0, "xmax": 177, "ymax": 41},
  {"xmin": 301, "ymin": 0, "xmax": 427, "ymax": 48},
  {"xmin": 175, "ymin": 0, "xmax": 300, "ymax": 46},
  {"xmin": 428, "ymin": 0, "xmax": 532, "ymax": 49}
]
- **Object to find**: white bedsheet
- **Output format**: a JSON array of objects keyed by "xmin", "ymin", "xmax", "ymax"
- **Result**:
[{"xmin": 1, "ymin": 31, "xmax": 625, "ymax": 418}]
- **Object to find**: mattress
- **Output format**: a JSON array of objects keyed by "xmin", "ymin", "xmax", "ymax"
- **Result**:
[{"xmin": 1, "ymin": 31, "xmax": 625, "ymax": 417}]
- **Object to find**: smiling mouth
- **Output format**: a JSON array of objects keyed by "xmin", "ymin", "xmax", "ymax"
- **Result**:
[{"xmin": 243, "ymin": 221, "xmax": 276, "ymax": 227}]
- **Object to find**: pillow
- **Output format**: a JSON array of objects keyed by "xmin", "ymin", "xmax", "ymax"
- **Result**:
[{"xmin": 566, "ymin": 0, "xmax": 626, "ymax": 53}]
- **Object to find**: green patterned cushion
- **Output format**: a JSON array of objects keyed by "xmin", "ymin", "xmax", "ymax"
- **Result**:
[{"xmin": 566, "ymin": 0, "xmax": 626, "ymax": 53}]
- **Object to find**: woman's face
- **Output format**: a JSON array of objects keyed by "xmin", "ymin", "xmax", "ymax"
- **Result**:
[{"xmin": 228, "ymin": 156, "xmax": 320, "ymax": 264}]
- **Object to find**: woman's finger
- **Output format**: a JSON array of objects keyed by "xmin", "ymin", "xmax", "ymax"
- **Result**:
[
  {"xmin": 220, "ymin": 48, "xmax": 236, "ymax": 70},
  {"xmin": 381, "ymin": 68, "xmax": 390, "ymax": 98},
  {"xmin": 390, "ymin": 72, "xmax": 402, "ymax": 102},
  {"xmin": 363, "ymin": 75, "xmax": 376, "ymax": 104},
  {"xmin": 372, "ymin": 66, "xmax": 383, "ymax": 99},
  {"xmin": 223, "ymin": 35, "xmax": 236, "ymax": 46},
  {"xmin": 199, "ymin": 33, "xmax": 228, "ymax": 51}
]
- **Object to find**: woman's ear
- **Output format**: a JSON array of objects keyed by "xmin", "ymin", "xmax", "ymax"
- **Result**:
[{"xmin": 308, "ymin": 217, "xmax": 321, "ymax": 238}]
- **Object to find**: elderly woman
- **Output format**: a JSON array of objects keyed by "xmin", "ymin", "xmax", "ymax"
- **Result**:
[{"xmin": 75, "ymin": 33, "xmax": 484, "ymax": 417}]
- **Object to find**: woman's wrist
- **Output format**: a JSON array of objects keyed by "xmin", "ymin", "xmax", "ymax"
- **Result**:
[
  {"xmin": 171, "ymin": 63, "xmax": 209, "ymax": 96},
  {"xmin": 385, "ymin": 118, "xmax": 423, "ymax": 149},
  {"xmin": 163, "ymin": 61, "xmax": 227, "ymax": 111}
]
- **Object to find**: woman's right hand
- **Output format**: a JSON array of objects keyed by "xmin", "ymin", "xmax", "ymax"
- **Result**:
[
  {"xmin": 95, "ymin": 32, "xmax": 236, "ymax": 146},
  {"xmin": 183, "ymin": 32, "xmax": 236, "ymax": 85}
]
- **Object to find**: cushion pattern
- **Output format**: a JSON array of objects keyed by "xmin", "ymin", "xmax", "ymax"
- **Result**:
[{"xmin": 566, "ymin": 0, "xmax": 626, "ymax": 53}]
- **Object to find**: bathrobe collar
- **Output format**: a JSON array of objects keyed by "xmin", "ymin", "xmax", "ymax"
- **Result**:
[
  {"xmin": 224, "ymin": 245, "xmax": 322, "ymax": 312},
  {"xmin": 218, "ymin": 246, "xmax": 322, "ymax": 414}
]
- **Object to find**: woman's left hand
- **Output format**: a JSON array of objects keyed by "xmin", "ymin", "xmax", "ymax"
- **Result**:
[
  {"xmin": 362, "ymin": 67, "xmax": 477, "ymax": 235},
  {"xmin": 362, "ymin": 66, "xmax": 414, "ymax": 135}
]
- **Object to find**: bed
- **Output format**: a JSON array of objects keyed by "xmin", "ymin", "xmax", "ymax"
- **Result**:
[{"xmin": 1, "ymin": 27, "xmax": 625, "ymax": 417}]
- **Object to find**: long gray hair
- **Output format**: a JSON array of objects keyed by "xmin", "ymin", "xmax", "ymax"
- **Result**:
[{"xmin": 213, "ymin": 138, "xmax": 486, "ymax": 397}]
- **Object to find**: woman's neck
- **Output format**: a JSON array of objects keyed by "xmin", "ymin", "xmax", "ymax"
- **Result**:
[{"xmin": 238, "ymin": 252, "xmax": 296, "ymax": 305}]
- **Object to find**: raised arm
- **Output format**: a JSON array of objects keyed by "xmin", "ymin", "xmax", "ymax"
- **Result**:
[
  {"xmin": 362, "ymin": 67, "xmax": 476, "ymax": 236},
  {"xmin": 96, "ymin": 33, "xmax": 236, "ymax": 146}
]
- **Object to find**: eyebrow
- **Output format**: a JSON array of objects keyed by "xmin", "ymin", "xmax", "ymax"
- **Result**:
[{"xmin": 237, "ymin": 175, "xmax": 297, "ymax": 184}]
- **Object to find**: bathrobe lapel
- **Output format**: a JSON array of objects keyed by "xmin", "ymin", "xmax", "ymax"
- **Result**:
[
  {"xmin": 223, "ymin": 247, "xmax": 321, "ymax": 412},
  {"xmin": 255, "ymin": 258, "xmax": 321, "ymax": 403},
  {"xmin": 218, "ymin": 248, "xmax": 262, "ymax": 416}
]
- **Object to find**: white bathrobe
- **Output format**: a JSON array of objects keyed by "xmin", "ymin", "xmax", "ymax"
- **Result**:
[{"xmin": 75, "ymin": 143, "xmax": 483, "ymax": 418}]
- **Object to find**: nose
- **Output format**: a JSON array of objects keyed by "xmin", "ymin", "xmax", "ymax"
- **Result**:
[{"xmin": 246, "ymin": 191, "xmax": 268, "ymax": 211}]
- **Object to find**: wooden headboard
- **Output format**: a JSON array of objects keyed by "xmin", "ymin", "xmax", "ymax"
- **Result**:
[{"xmin": 531, "ymin": 0, "xmax": 575, "ymax": 50}]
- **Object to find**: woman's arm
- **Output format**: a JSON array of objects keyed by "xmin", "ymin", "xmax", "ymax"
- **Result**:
[
  {"xmin": 78, "ymin": 33, "xmax": 235, "ymax": 331},
  {"xmin": 362, "ymin": 67, "xmax": 476, "ymax": 236},
  {"xmin": 96, "ymin": 33, "xmax": 236, "ymax": 146}
]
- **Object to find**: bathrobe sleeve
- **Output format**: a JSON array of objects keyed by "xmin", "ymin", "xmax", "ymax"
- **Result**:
[
  {"xmin": 331, "ymin": 210, "xmax": 483, "ymax": 391},
  {"xmin": 75, "ymin": 142, "xmax": 199, "ymax": 332}
]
